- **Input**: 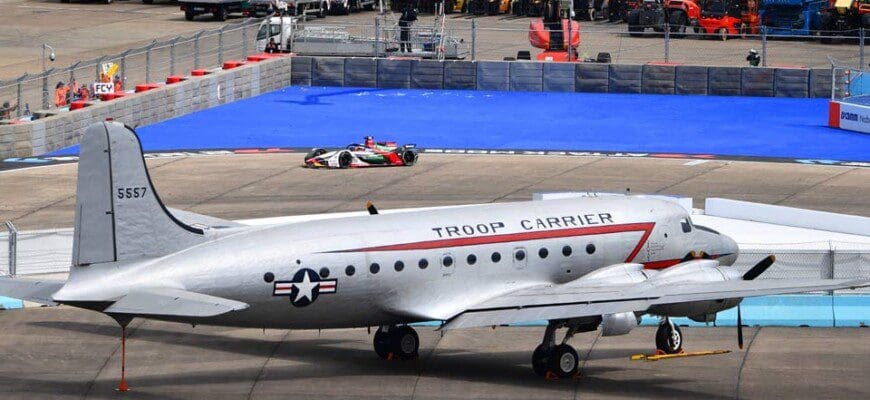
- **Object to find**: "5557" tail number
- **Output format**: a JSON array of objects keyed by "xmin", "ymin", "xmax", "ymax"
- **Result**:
[{"xmin": 117, "ymin": 187, "xmax": 147, "ymax": 199}]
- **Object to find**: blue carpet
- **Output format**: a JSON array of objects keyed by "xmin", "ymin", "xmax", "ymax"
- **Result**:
[{"xmin": 45, "ymin": 86, "xmax": 870, "ymax": 162}]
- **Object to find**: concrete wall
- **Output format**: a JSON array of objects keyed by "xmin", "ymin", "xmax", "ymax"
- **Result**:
[
  {"xmin": 0, "ymin": 55, "xmax": 832, "ymax": 159},
  {"xmin": 0, "ymin": 56, "xmax": 293, "ymax": 158}
]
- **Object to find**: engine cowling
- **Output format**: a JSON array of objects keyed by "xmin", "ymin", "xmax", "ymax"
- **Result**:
[
  {"xmin": 600, "ymin": 312, "xmax": 640, "ymax": 336},
  {"xmin": 645, "ymin": 260, "xmax": 744, "ymax": 318}
]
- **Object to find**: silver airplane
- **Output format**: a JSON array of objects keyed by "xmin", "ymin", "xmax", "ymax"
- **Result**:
[{"xmin": 1, "ymin": 121, "xmax": 866, "ymax": 390}]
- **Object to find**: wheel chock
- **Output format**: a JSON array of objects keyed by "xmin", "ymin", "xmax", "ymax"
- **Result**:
[
  {"xmin": 630, "ymin": 349, "xmax": 730, "ymax": 361},
  {"xmin": 544, "ymin": 370, "xmax": 560, "ymax": 381}
]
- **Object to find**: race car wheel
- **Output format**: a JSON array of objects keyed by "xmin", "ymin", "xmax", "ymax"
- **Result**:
[
  {"xmin": 305, "ymin": 148, "xmax": 327, "ymax": 160},
  {"xmin": 401, "ymin": 149, "xmax": 418, "ymax": 166},
  {"xmin": 338, "ymin": 150, "xmax": 353, "ymax": 169}
]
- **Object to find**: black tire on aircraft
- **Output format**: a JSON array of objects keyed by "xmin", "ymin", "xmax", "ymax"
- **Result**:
[
  {"xmin": 531, "ymin": 344, "xmax": 549, "ymax": 376},
  {"xmin": 547, "ymin": 344, "xmax": 579, "ymax": 378},
  {"xmin": 373, "ymin": 328, "xmax": 392, "ymax": 359},
  {"xmin": 391, "ymin": 326, "xmax": 420, "ymax": 359},
  {"xmin": 655, "ymin": 322, "xmax": 684, "ymax": 354}
]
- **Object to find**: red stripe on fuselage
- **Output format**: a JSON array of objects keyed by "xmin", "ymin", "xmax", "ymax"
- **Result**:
[{"xmin": 328, "ymin": 222, "xmax": 656, "ymax": 263}]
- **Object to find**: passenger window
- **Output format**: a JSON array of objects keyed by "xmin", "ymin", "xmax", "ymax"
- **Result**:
[
  {"xmin": 269, "ymin": 24, "xmax": 282, "ymax": 37},
  {"xmin": 467, "ymin": 254, "xmax": 477, "ymax": 265},
  {"xmin": 256, "ymin": 25, "xmax": 268, "ymax": 41},
  {"xmin": 586, "ymin": 243, "xmax": 596, "ymax": 254},
  {"xmin": 515, "ymin": 249, "xmax": 526, "ymax": 261},
  {"xmin": 419, "ymin": 259, "xmax": 429, "ymax": 269},
  {"xmin": 562, "ymin": 245, "xmax": 572, "ymax": 257},
  {"xmin": 319, "ymin": 267, "xmax": 330, "ymax": 278},
  {"xmin": 443, "ymin": 255, "xmax": 454, "ymax": 267},
  {"xmin": 370, "ymin": 263, "xmax": 380, "ymax": 274},
  {"xmin": 538, "ymin": 248, "xmax": 548, "ymax": 259},
  {"xmin": 394, "ymin": 261, "xmax": 404, "ymax": 272},
  {"xmin": 345, "ymin": 265, "xmax": 355, "ymax": 276},
  {"xmin": 491, "ymin": 252, "xmax": 501, "ymax": 263},
  {"xmin": 681, "ymin": 218, "xmax": 692, "ymax": 233}
]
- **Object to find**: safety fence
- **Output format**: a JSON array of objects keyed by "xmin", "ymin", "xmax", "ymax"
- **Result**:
[
  {"xmin": 0, "ymin": 19, "xmax": 262, "ymax": 121},
  {"xmin": 1, "ymin": 225, "xmax": 868, "ymax": 294},
  {"xmin": 292, "ymin": 17, "xmax": 869, "ymax": 69}
]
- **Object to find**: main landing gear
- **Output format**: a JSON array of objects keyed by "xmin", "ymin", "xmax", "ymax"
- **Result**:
[
  {"xmin": 531, "ymin": 321, "xmax": 581, "ymax": 379},
  {"xmin": 373, "ymin": 325, "xmax": 419, "ymax": 360},
  {"xmin": 655, "ymin": 317, "xmax": 684, "ymax": 354}
]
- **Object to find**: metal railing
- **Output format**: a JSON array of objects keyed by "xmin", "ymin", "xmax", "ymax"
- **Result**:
[
  {"xmin": 0, "ymin": 19, "xmax": 261, "ymax": 121},
  {"xmin": 292, "ymin": 17, "xmax": 869, "ymax": 69}
]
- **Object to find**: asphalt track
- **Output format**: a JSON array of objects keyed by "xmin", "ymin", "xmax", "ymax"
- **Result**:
[{"xmin": 44, "ymin": 87, "xmax": 870, "ymax": 162}]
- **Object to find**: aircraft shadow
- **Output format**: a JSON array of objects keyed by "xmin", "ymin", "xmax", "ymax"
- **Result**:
[{"xmin": 26, "ymin": 320, "xmax": 730, "ymax": 399}]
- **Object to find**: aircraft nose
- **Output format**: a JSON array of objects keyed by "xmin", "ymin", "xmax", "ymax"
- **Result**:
[{"xmin": 719, "ymin": 234, "xmax": 739, "ymax": 266}]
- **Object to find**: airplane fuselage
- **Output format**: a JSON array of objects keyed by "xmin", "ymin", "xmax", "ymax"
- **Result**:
[{"xmin": 59, "ymin": 196, "xmax": 737, "ymax": 329}]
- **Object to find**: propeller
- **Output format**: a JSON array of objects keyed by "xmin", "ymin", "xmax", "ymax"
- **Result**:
[
  {"xmin": 742, "ymin": 255, "xmax": 776, "ymax": 281},
  {"xmin": 366, "ymin": 201, "xmax": 379, "ymax": 215},
  {"xmin": 736, "ymin": 255, "xmax": 776, "ymax": 349}
]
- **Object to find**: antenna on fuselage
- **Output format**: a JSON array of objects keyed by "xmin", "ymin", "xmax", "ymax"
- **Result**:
[{"xmin": 366, "ymin": 201, "xmax": 379, "ymax": 215}]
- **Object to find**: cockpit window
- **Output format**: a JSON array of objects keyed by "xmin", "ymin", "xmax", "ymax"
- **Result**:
[{"xmin": 680, "ymin": 217, "xmax": 692, "ymax": 233}]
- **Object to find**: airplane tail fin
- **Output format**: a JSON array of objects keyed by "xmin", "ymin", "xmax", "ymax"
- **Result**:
[{"xmin": 72, "ymin": 121, "xmax": 207, "ymax": 267}]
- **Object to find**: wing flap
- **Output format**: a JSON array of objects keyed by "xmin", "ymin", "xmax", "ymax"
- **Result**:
[
  {"xmin": 0, "ymin": 277, "xmax": 63, "ymax": 305},
  {"xmin": 103, "ymin": 287, "xmax": 249, "ymax": 317}
]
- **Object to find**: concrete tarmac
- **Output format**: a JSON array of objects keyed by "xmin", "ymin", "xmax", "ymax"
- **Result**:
[
  {"xmin": 0, "ymin": 153, "xmax": 869, "ymax": 398},
  {"xmin": 1, "ymin": 153, "xmax": 868, "ymax": 230},
  {"xmin": 0, "ymin": 307, "xmax": 867, "ymax": 399}
]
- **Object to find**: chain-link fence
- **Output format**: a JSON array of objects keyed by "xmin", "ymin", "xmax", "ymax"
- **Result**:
[
  {"xmin": 0, "ymin": 19, "xmax": 261, "ymax": 121},
  {"xmin": 292, "ymin": 17, "xmax": 868, "ymax": 68}
]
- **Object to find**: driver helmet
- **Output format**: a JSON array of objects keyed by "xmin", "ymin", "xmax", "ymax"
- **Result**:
[
  {"xmin": 364, "ymin": 135, "xmax": 374, "ymax": 148},
  {"xmin": 749, "ymin": 49, "xmax": 758, "ymax": 54}
]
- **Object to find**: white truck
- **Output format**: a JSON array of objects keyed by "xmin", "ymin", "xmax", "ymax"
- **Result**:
[{"xmin": 256, "ymin": 15, "xmax": 469, "ymax": 59}]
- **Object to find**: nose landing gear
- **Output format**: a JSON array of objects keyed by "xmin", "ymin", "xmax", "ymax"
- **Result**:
[
  {"xmin": 655, "ymin": 317, "xmax": 684, "ymax": 354},
  {"xmin": 373, "ymin": 325, "xmax": 420, "ymax": 360}
]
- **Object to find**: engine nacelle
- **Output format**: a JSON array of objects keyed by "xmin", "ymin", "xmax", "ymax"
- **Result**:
[{"xmin": 600, "ymin": 312, "xmax": 639, "ymax": 336}]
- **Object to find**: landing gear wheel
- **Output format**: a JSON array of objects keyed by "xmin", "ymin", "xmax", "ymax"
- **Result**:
[
  {"xmin": 391, "ymin": 326, "xmax": 420, "ymax": 360},
  {"xmin": 531, "ymin": 344, "xmax": 549, "ymax": 377},
  {"xmin": 655, "ymin": 322, "xmax": 683, "ymax": 354},
  {"xmin": 548, "ymin": 344, "xmax": 579, "ymax": 378},
  {"xmin": 373, "ymin": 328, "xmax": 392, "ymax": 359}
]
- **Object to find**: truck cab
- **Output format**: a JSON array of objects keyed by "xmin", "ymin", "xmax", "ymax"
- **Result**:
[{"xmin": 256, "ymin": 16, "xmax": 297, "ymax": 52}]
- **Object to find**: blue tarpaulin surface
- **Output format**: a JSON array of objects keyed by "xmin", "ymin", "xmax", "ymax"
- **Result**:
[{"xmin": 46, "ymin": 86, "xmax": 870, "ymax": 162}]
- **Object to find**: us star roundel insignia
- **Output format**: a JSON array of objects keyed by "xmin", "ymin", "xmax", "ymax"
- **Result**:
[{"xmin": 273, "ymin": 268, "xmax": 337, "ymax": 307}]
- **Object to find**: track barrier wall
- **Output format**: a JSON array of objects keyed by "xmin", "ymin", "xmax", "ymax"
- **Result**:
[{"xmin": 0, "ymin": 56, "xmax": 840, "ymax": 159}]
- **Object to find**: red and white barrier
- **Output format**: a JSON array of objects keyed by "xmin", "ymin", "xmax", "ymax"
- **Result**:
[{"xmin": 828, "ymin": 100, "xmax": 870, "ymax": 133}]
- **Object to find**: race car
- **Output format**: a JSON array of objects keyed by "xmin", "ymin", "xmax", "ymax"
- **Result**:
[{"xmin": 303, "ymin": 136, "xmax": 419, "ymax": 168}]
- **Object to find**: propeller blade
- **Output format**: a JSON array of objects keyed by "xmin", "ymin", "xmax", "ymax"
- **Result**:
[
  {"xmin": 366, "ymin": 201, "xmax": 379, "ymax": 215},
  {"xmin": 742, "ymin": 255, "xmax": 776, "ymax": 281},
  {"xmin": 737, "ymin": 304, "xmax": 744, "ymax": 350}
]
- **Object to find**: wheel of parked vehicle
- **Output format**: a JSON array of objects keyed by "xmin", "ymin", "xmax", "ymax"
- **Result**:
[
  {"xmin": 718, "ymin": 27, "xmax": 728, "ymax": 41},
  {"xmin": 317, "ymin": 1, "xmax": 328, "ymax": 17},
  {"xmin": 185, "ymin": 11, "xmax": 195, "ymax": 21},
  {"xmin": 61, "ymin": 0, "xmax": 70, "ymax": 3},
  {"xmin": 214, "ymin": 6, "xmax": 227, "ymax": 21},
  {"xmin": 668, "ymin": 11, "xmax": 686, "ymax": 38},
  {"xmin": 142, "ymin": 0, "xmax": 154, "ymax": 3},
  {"xmin": 104, "ymin": 0, "xmax": 113, "ymax": 4}
]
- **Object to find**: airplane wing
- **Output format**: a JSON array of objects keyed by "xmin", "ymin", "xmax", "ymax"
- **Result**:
[
  {"xmin": 103, "ymin": 287, "xmax": 249, "ymax": 317},
  {"xmin": 442, "ymin": 278, "xmax": 869, "ymax": 330},
  {"xmin": 0, "ymin": 277, "xmax": 64, "ymax": 305}
]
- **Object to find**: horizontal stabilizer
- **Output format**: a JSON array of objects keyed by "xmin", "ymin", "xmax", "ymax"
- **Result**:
[
  {"xmin": 103, "ymin": 288, "xmax": 249, "ymax": 317},
  {"xmin": 0, "ymin": 277, "xmax": 64, "ymax": 305},
  {"xmin": 167, "ymin": 207, "xmax": 246, "ymax": 229}
]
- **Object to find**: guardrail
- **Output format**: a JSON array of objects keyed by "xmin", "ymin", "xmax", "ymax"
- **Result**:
[{"xmin": 0, "ymin": 19, "xmax": 261, "ymax": 122}]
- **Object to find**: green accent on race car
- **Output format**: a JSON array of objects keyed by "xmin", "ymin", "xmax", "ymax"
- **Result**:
[{"xmin": 358, "ymin": 154, "xmax": 388, "ymax": 164}]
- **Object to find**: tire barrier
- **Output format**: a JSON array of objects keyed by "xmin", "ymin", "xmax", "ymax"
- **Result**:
[
  {"xmin": 774, "ymin": 68, "xmax": 810, "ymax": 98},
  {"xmin": 377, "ymin": 59, "xmax": 412, "ymax": 89},
  {"xmin": 411, "ymin": 60, "xmax": 444, "ymax": 90},
  {"xmin": 608, "ymin": 64, "xmax": 643, "ymax": 94},
  {"xmin": 741, "ymin": 67, "xmax": 776, "ymax": 97},
  {"xmin": 476, "ymin": 61, "xmax": 510, "ymax": 91},
  {"xmin": 344, "ymin": 58, "xmax": 377, "ymax": 88},
  {"xmin": 642, "ymin": 65, "xmax": 676, "ymax": 95},
  {"xmin": 675, "ymin": 66, "xmax": 708, "ymax": 95},
  {"xmin": 708, "ymin": 66, "xmax": 742, "ymax": 96}
]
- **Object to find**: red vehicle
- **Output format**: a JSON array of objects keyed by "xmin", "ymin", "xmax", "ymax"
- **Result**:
[
  {"xmin": 528, "ymin": 0, "xmax": 580, "ymax": 61},
  {"xmin": 665, "ymin": 0, "xmax": 702, "ymax": 36},
  {"xmin": 695, "ymin": 0, "xmax": 759, "ymax": 39}
]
